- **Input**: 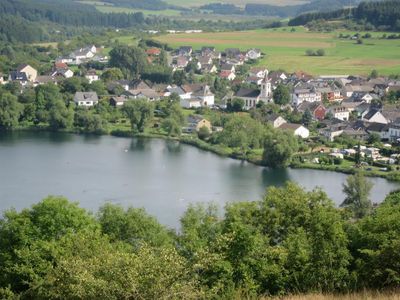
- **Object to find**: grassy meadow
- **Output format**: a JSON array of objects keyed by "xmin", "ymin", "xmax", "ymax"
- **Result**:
[
  {"xmin": 164, "ymin": 0, "xmax": 309, "ymax": 8},
  {"xmin": 156, "ymin": 26, "xmax": 400, "ymax": 76}
]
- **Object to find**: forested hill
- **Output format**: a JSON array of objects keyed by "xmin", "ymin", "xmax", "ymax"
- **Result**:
[
  {"xmin": 289, "ymin": 0, "xmax": 400, "ymax": 31},
  {"xmin": 0, "ymin": 0, "xmax": 145, "ymax": 28}
]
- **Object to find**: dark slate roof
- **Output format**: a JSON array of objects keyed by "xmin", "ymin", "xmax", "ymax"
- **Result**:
[
  {"xmin": 367, "ymin": 122, "xmax": 388, "ymax": 132},
  {"xmin": 9, "ymin": 71, "xmax": 28, "ymax": 81},
  {"xmin": 363, "ymin": 108, "xmax": 380, "ymax": 120},
  {"xmin": 234, "ymin": 88, "xmax": 260, "ymax": 98}
]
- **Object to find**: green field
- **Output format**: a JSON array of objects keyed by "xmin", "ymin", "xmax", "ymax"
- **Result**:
[
  {"xmin": 164, "ymin": 0, "xmax": 309, "ymax": 8},
  {"xmin": 156, "ymin": 27, "xmax": 400, "ymax": 76}
]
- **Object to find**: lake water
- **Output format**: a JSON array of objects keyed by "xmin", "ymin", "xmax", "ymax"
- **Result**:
[{"xmin": 0, "ymin": 131, "xmax": 399, "ymax": 228}]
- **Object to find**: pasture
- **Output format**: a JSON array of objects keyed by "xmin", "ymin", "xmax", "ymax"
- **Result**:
[{"xmin": 156, "ymin": 27, "xmax": 400, "ymax": 76}]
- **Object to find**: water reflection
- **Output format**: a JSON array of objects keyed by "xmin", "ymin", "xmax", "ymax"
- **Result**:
[
  {"xmin": 165, "ymin": 140, "xmax": 181, "ymax": 154},
  {"xmin": 129, "ymin": 137, "xmax": 150, "ymax": 151}
]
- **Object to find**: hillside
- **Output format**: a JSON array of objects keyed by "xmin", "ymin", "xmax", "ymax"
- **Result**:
[{"xmin": 289, "ymin": 0, "xmax": 400, "ymax": 31}]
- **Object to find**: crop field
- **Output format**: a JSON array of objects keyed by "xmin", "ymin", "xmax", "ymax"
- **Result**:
[
  {"xmin": 165, "ymin": 0, "xmax": 309, "ymax": 8},
  {"xmin": 156, "ymin": 27, "xmax": 400, "ymax": 76}
]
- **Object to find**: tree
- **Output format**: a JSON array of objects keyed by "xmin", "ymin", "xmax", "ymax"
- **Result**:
[
  {"xmin": 0, "ymin": 92, "xmax": 23, "ymax": 129},
  {"xmin": 349, "ymin": 191, "xmax": 400, "ymax": 289},
  {"xmin": 273, "ymin": 84, "xmax": 290, "ymax": 105},
  {"xmin": 367, "ymin": 132, "xmax": 381, "ymax": 144},
  {"xmin": 302, "ymin": 109, "xmax": 313, "ymax": 126},
  {"xmin": 262, "ymin": 130, "xmax": 299, "ymax": 168},
  {"xmin": 369, "ymin": 69, "xmax": 378, "ymax": 79},
  {"xmin": 98, "ymin": 203, "xmax": 173, "ymax": 248},
  {"xmin": 109, "ymin": 45, "xmax": 148, "ymax": 79},
  {"xmin": 162, "ymin": 117, "xmax": 181, "ymax": 137},
  {"xmin": 198, "ymin": 126, "xmax": 211, "ymax": 140},
  {"xmin": 101, "ymin": 67, "xmax": 123, "ymax": 82},
  {"xmin": 228, "ymin": 98, "xmax": 244, "ymax": 112},
  {"xmin": 122, "ymin": 100, "xmax": 154, "ymax": 133},
  {"xmin": 341, "ymin": 171, "xmax": 373, "ymax": 218},
  {"xmin": 316, "ymin": 48, "xmax": 325, "ymax": 56},
  {"xmin": 48, "ymin": 100, "xmax": 74, "ymax": 130}
]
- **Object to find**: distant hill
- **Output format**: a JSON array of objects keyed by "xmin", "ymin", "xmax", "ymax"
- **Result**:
[{"xmin": 289, "ymin": 0, "xmax": 400, "ymax": 31}]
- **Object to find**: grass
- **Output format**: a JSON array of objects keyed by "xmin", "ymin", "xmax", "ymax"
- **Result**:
[
  {"xmin": 165, "ymin": 0, "xmax": 310, "ymax": 8},
  {"xmin": 155, "ymin": 26, "xmax": 400, "ymax": 76},
  {"xmin": 264, "ymin": 290, "xmax": 400, "ymax": 299}
]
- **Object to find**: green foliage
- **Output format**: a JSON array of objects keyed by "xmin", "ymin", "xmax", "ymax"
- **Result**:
[
  {"xmin": 0, "ymin": 92, "xmax": 23, "ymax": 129},
  {"xmin": 263, "ymin": 129, "xmax": 299, "ymax": 168},
  {"xmin": 162, "ymin": 117, "xmax": 182, "ymax": 137},
  {"xmin": 98, "ymin": 203, "xmax": 174, "ymax": 248},
  {"xmin": 273, "ymin": 84, "xmax": 290, "ymax": 105},
  {"xmin": 349, "ymin": 191, "xmax": 400, "ymax": 289},
  {"xmin": 101, "ymin": 67, "xmax": 124, "ymax": 82},
  {"xmin": 227, "ymin": 98, "xmax": 245, "ymax": 112},
  {"xmin": 109, "ymin": 45, "xmax": 148, "ymax": 79},
  {"xmin": 122, "ymin": 100, "xmax": 154, "ymax": 133},
  {"xmin": 341, "ymin": 171, "xmax": 373, "ymax": 218},
  {"xmin": 217, "ymin": 114, "xmax": 265, "ymax": 152},
  {"xmin": 198, "ymin": 126, "xmax": 211, "ymax": 140}
]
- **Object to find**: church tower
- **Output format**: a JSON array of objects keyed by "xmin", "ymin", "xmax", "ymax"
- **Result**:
[{"xmin": 260, "ymin": 71, "xmax": 272, "ymax": 103}]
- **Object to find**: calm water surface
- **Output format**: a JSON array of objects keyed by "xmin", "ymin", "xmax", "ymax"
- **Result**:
[{"xmin": 0, "ymin": 131, "xmax": 399, "ymax": 228}]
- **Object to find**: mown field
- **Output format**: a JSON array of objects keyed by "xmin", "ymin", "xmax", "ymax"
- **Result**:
[{"xmin": 156, "ymin": 27, "xmax": 400, "ymax": 76}]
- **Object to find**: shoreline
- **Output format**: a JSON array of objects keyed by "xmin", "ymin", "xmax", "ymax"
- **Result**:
[{"xmin": 7, "ymin": 126, "xmax": 400, "ymax": 182}]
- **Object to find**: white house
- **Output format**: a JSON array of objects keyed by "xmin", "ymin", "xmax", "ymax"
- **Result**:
[
  {"xmin": 249, "ymin": 67, "xmax": 268, "ymax": 79},
  {"xmin": 291, "ymin": 85, "xmax": 322, "ymax": 106},
  {"xmin": 70, "ymin": 45, "xmax": 97, "ymax": 65},
  {"xmin": 85, "ymin": 70, "xmax": 99, "ymax": 83},
  {"xmin": 179, "ymin": 84, "xmax": 215, "ymax": 108},
  {"xmin": 362, "ymin": 109, "xmax": 388, "ymax": 124},
  {"xmin": 266, "ymin": 114, "xmax": 287, "ymax": 128},
  {"xmin": 279, "ymin": 123, "xmax": 310, "ymax": 138},
  {"xmin": 74, "ymin": 92, "xmax": 99, "ymax": 107},
  {"xmin": 16, "ymin": 64, "xmax": 37, "ymax": 82},
  {"xmin": 246, "ymin": 48, "xmax": 261, "ymax": 60},
  {"xmin": 329, "ymin": 106, "xmax": 350, "ymax": 121}
]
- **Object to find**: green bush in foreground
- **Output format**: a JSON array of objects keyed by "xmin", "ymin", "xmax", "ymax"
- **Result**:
[{"xmin": 0, "ymin": 185, "xmax": 399, "ymax": 298}]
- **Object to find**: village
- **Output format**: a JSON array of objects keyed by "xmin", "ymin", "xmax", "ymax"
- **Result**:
[{"xmin": 2, "ymin": 41, "xmax": 400, "ymax": 172}]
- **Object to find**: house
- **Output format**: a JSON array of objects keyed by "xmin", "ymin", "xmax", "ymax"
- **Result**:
[
  {"xmin": 246, "ymin": 48, "xmax": 262, "ymax": 60},
  {"xmin": 51, "ymin": 68, "xmax": 74, "ymax": 79},
  {"xmin": 249, "ymin": 67, "xmax": 268, "ymax": 79},
  {"xmin": 362, "ymin": 109, "xmax": 388, "ymax": 124},
  {"xmin": 329, "ymin": 106, "xmax": 350, "ymax": 121},
  {"xmin": 0, "ymin": 73, "xmax": 5, "ymax": 84},
  {"xmin": 291, "ymin": 84, "xmax": 322, "ymax": 106},
  {"xmin": 69, "ymin": 45, "xmax": 97, "ymax": 64},
  {"xmin": 224, "ymin": 48, "xmax": 241, "ymax": 59},
  {"xmin": 73, "ymin": 92, "xmax": 99, "ymax": 107},
  {"xmin": 146, "ymin": 48, "xmax": 161, "ymax": 56},
  {"xmin": 296, "ymin": 101, "xmax": 326, "ymax": 121},
  {"xmin": 266, "ymin": 114, "xmax": 287, "ymax": 128},
  {"xmin": 184, "ymin": 115, "xmax": 212, "ymax": 133},
  {"xmin": 8, "ymin": 71, "xmax": 29, "ymax": 86},
  {"xmin": 269, "ymin": 71, "xmax": 287, "ymax": 85},
  {"xmin": 279, "ymin": 123, "xmax": 310, "ymax": 138},
  {"xmin": 388, "ymin": 124, "xmax": 400, "ymax": 142},
  {"xmin": 178, "ymin": 46, "xmax": 193, "ymax": 56},
  {"xmin": 366, "ymin": 122, "xmax": 389, "ymax": 140},
  {"xmin": 201, "ymin": 64, "xmax": 218, "ymax": 74},
  {"xmin": 220, "ymin": 63, "xmax": 235, "ymax": 73},
  {"xmin": 34, "ymin": 76, "xmax": 58, "ymax": 86},
  {"xmin": 219, "ymin": 70, "xmax": 236, "ymax": 81},
  {"xmin": 175, "ymin": 56, "xmax": 189, "ymax": 69},
  {"xmin": 85, "ymin": 69, "xmax": 99, "ymax": 84},
  {"xmin": 16, "ymin": 64, "xmax": 37, "ymax": 82},
  {"xmin": 109, "ymin": 96, "xmax": 129, "ymax": 107},
  {"xmin": 179, "ymin": 84, "xmax": 215, "ymax": 108},
  {"xmin": 319, "ymin": 119, "xmax": 348, "ymax": 141}
]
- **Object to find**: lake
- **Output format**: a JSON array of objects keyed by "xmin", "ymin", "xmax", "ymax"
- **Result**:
[{"xmin": 0, "ymin": 131, "xmax": 399, "ymax": 228}]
